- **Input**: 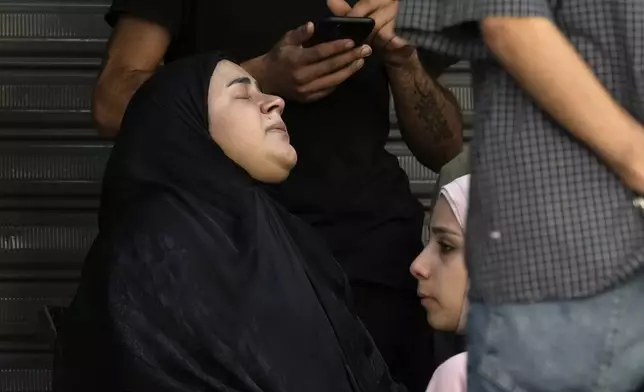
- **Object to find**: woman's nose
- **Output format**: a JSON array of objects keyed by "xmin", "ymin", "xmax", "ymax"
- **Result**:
[
  {"xmin": 410, "ymin": 248, "xmax": 432, "ymax": 280},
  {"xmin": 260, "ymin": 93, "xmax": 285, "ymax": 115}
]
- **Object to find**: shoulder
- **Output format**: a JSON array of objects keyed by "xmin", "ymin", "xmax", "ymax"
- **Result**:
[
  {"xmin": 438, "ymin": 149, "xmax": 470, "ymax": 188},
  {"xmin": 440, "ymin": 352, "xmax": 467, "ymax": 370},
  {"xmin": 425, "ymin": 353, "xmax": 467, "ymax": 392},
  {"xmin": 127, "ymin": 192, "xmax": 197, "ymax": 231},
  {"xmin": 100, "ymin": 193, "xmax": 214, "ymax": 280},
  {"xmin": 102, "ymin": 191, "xmax": 198, "ymax": 250},
  {"xmin": 105, "ymin": 0, "xmax": 185, "ymax": 36},
  {"xmin": 430, "ymin": 150, "xmax": 470, "ymax": 208}
]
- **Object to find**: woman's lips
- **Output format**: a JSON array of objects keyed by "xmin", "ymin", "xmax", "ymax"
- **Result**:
[
  {"xmin": 266, "ymin": 120, "xmax": 288, "ymax": 135},
  {"xmin": 418, "ymin": 291, "xmax": 438, "ymax": 306}
]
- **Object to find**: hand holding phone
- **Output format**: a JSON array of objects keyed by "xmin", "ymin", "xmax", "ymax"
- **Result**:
[
  {"xmin": 326, "ymin": 0, "xmax": 413, "ymax": 66},
  {"xmin": 304, "ymin": 16, "xmax": 375, "ymax": 48},
  {"xmin": 255, "ymin": 22, "xmax": 372, "ymax": 103}
]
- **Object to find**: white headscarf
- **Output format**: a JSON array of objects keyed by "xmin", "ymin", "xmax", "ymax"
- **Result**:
[{"xmin": 438, "ymin": 174, "xmax": 470, "ymax": 334}]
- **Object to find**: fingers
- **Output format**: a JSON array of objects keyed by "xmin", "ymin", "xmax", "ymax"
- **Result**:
[
  {"xmin": 296, "ymin": 56, "xmax": 366, "ymax": 96},
  {"xmin": 326, "ymin": 0, "xmax": 352, "ymax": 16},
  {"xmin": 295, "ymin": 45, "xmax": 371, "ymax": 85},
  {"xmin": 345, "ymin": 0, "xmax": 390, "ymax": 17},
  {"xmin": 282, "ymin": 22, "xmax": 314, "ymax": 46},
  {"xmin": 302, "ymin": 59, "xmax": 364, "ymax": 94},
  {"xmin": 363, "ymin": 2, "xmax": 397, "ymax": 43},
  {"xmin": 300, "ymin": 88, "xmax": 336, "ymax": 102},
  {"xmin": 328, "ymin": 0, "xmax": 399, "ymax": 49},
  {"xmin": 299, "ymin": 39, "xmax": 356, "ymax": 64}
]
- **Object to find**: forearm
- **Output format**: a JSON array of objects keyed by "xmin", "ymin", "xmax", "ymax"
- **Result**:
[
  {"xmin": 387, "ymin": 52, "xmax": 462, "ymax": 172},
  {"xmin": 92, "ymin": 68, "xmax": 153, "ymax": 137},
  {"xmin": 481, "ymin": 16, "xmax": 644, "ymax": 173}
]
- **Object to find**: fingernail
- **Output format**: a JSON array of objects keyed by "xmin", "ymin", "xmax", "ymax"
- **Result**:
[
  {"xmin": 345, "ymin": 40, "xmax": 355, "ymax": 49},
  {"xmin": 355, "ymin": 59, "xmax": 365, "ymax": 69},
  {"xmin": 361, "ymin": 45, "xmax": 372, "ymax": 56}
]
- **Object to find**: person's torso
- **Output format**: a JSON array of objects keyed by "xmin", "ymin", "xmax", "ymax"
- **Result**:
[
  {"xmin": 56, "ymin": 192, "xmax": 391, "ymax": 392},
  {"xmin": 163, "ymin": 0, "xmax": 425, "ymax": 286},
  {"xmin": 467, "ymin": 0, "xmax": 644, "ymax": 303}
]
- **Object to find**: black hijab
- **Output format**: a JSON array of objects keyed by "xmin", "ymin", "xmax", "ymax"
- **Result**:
[{"xmin": 54, "ymin": 52, "xmax": 403, "ymax": 392}]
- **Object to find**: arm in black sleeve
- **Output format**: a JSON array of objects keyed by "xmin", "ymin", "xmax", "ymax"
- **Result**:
[{"xmin": 105, "ymin": 0, "xmax": 184, "ymax": 37}]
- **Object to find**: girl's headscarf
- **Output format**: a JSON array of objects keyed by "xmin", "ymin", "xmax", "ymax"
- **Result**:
[
  {"xmin": 425, "ymin": 175, "xmax": 471, "ymax": 392},
  {"xmin": 438, "ymin": 174, "xmax": 470, "ymax": 333}
]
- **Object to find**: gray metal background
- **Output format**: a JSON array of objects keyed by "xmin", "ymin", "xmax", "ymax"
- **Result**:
[{"xmin": 0, "ymin": 1, "xmax": 473, "ymax": 390}]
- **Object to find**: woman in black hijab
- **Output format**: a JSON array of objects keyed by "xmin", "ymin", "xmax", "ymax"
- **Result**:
[{"xmin": 54, "ymin": 52, "xmax": 404, "ymax": 392}]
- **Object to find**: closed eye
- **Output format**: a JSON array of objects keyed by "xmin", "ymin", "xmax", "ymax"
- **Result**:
[{"xmin": 233, "ymin": 84, "xmax": 255, "ymax": 100}]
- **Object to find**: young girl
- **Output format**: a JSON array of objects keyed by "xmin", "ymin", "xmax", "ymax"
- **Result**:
[{"xmin": 411, "ymin": 175, "xmax": 470, "ymax": 392}]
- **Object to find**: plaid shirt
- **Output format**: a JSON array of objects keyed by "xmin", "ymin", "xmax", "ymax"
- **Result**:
[{"xmin": 397, "ymin": 0, "xmax": 644, "ymax": 303}]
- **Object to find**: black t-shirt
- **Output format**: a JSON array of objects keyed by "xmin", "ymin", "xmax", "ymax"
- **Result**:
[{"xmin": 106, "ymin": 0, "xmax": 424, "ymax": 289}]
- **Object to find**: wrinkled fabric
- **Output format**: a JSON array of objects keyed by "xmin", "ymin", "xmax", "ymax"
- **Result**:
[
  {"xmin": 53, "ymin": 52, "xmax": 403, "ymax": 392},
  {"xmin": 425, "ymin": 353, "xmax": 467, "ymax": 392}
]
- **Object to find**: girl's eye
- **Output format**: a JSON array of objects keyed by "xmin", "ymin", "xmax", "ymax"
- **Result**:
[{"xmin": 439, "ymin": 242, "xmax": 455, "ymax": 254}]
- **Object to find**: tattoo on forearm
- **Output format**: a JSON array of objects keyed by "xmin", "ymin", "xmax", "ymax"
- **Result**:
[{"xmin": 412, "ymin": 74, "xmax": 454, "ymax": 145}]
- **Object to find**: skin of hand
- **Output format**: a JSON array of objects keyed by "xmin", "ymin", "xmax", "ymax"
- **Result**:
[
  {"xmin": 327, "ymin": 0, "xmax": 415, "ymax": 66},
  {"xmin": 245, "ymin": 22, "xmax": 373, "ymax": 102}
]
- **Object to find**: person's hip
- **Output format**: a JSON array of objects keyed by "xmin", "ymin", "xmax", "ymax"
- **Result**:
[{"xmin": 467, "ymin": 272, "xmax": 644, "ymax": 392}]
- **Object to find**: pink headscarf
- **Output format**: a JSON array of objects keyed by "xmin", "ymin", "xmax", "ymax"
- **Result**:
[
  {"xmin": 438, "ymin": 174, "xmax": 470, "ymax": 230},
  {"xmin": 426, "ymin": 174, "xmax": 470, "ymax": 392},
  {"xmin": 438, "ymin": 174, "xmax": 470, "ymax": 333}
]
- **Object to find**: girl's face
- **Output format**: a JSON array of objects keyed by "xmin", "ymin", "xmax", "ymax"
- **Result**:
[{"xmin": 410, "ymin": 196, "xmax": 468, "ymax": 331}]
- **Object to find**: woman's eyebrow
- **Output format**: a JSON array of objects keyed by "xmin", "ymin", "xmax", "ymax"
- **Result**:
[
  {"xmin": 431, "ymin": 226, "xmax": 460, "ymax": 236},
  {"xmin": 226, "ymin": 76, "xmax": 260, "ymax": 90}
]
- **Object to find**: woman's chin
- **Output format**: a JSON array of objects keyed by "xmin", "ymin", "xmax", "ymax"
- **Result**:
[
  {"xmin": 428, "ymin": 313, "xmax": 458, "ymax": 332},
  {"xmin": 268, "ymin": 144, "xmax": 297, "ymax": 167},
  {"xmin": 256, "ymin": 159, "xmax": 297, "ymax": 183}
]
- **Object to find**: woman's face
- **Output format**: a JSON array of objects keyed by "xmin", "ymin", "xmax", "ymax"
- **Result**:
[
  {"xmin": 208, "ymin": 60, "xmax": 297, "ymax": 183},
  {"xmin": 410, "ymin": 196, "xmax": 468, "ymax": 331}
]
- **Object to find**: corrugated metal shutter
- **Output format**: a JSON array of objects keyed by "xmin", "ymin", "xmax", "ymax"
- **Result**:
[{"xmin": 0, "ymin": 1, "xmax": 472, "ymax": 390}]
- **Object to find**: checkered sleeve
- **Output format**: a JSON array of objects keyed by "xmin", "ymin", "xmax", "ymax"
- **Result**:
[{"xmin": 396, "ymin": 0, "xmax": 554, "ymax": 59}]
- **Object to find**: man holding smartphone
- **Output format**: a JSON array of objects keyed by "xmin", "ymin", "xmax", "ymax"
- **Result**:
[{"xmin": 92, "ymin": 0, "xmax": 463, "ymax": 390}]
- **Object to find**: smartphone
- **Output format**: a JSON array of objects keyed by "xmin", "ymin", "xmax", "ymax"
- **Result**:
[{"xmin": 304, "ymin": 16, "xmax": 375, "ymax": 48}]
